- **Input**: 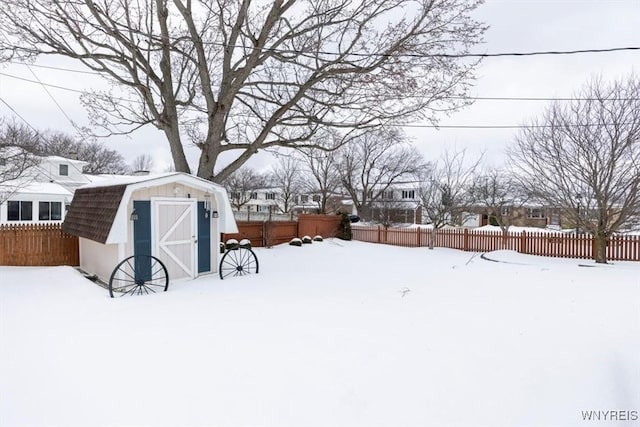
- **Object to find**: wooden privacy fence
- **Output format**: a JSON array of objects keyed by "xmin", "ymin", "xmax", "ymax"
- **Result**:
[
  {"xmin": 352, "ymin": 225, "xmax": 640, "ymax": 262},
  {"xmin": 0, "ymin": 223, "xmax": 79, "ymax": 266},
  {"xmin": 222, "ymin": 214, "xmax": 342, "ymax": 247}
]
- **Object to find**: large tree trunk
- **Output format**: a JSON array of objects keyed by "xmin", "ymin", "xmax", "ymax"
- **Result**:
[{"xmin": 593, "ymin": 233, "xmax": 608, "ymax": 264}]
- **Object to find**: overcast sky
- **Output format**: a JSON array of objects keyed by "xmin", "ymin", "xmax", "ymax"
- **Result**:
[{"xmin": 1, "ymin": 0, "xmax": 639, "ymax": 172}]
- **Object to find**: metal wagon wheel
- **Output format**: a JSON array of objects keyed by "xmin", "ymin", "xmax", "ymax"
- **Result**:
[
  {"xmin": 109, "ymin": 255, "xmax": 169, "ymax": 297},
  {"xmin": 219, "ymin": 247, "xmax": 259, "ymax": 280}
]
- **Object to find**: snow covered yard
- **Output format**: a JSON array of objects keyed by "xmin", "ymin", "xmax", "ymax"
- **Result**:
[{"xmin": 1, "ymin": 240, "xmax": 639, "ymax": 427}]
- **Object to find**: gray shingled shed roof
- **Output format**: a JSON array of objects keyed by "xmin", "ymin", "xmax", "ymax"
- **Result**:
[
  {"xmin": 62, "ymin": 184, "xmax": 127, "ymax": 244},
  {"xmin": 62, "ymin": 173, "xmax": 238, "ymax": 245}
]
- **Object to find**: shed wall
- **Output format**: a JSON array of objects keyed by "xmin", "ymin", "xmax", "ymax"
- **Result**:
[
  {"xmin": 125, "ymin": 183, "xmax": 220, "ymax": 275},
  {"xmin": 79, "ymin": 237, "xmax": 120, "ymax": 283}
]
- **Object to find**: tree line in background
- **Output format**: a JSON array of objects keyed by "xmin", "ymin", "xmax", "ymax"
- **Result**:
[
  {"xmin": 0, "ymin": 118, "xmax": 158, "ymax": 180},
  {"xmin": 221, "ymin": 74, "xmax": 640, "ymax": 263}
]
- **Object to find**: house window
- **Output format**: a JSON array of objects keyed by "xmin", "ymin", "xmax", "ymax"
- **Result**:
[
  {"xmin": 265, "ymin": 193, "xmax": 276, "ymax": 200},
  {"xmin": 501, "ymin": 206, "xmax": 511, "ymax": 216},
  {"xmin": 232, "ymin": 192, "xmax": 241, "ymax": 200},
  {"xmin": 257, "ymin": 205, "xmax": 270, "ymax": 212},
  {"xmin": 301, "ymin": 195, "xmax": 308, "ymax": 203},
  {"xmin": 7, "ymin": 201, "xmax": 33, "ymax": 221},
  {"xmin": 59, "ymin": 164, "xmax": 69, "ymax": 176},
  {"xmin": 384, "ymin": 191, "xmax": 394, "ymax": 200},
  {"xmin": 292, "ymin": 195, "xmax": 299, "ymax": 204},
  {"xmin": 401, "ymin": 190, "xmax": 415, "ymax": 199},
  {"xmin": 527, "ymin": 207, "xmax": 545, "ymax": 219},
  {"xmin": 312, "ymin": 195, "xmax": 321, "ymax": 202},
  {"xmin": 250, "ymin": 192, "xmax": 258, "ymax": 200},
  {"xmin": 39, "ymin": 201, "xmax": 63, "ymax": 221}
]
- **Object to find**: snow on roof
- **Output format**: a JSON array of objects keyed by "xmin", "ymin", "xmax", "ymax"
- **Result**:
[
  {"xmin": 78, "ymin": 172, "xmax": 179, "ymax": 189},
  {"xmin": 65, "ymin": 172, "xmax": 238, "ymax": 243},
  {"xmin": 43, "ymin": 155, "xmax": 89, "ymax": 165},
  {"xmin": 0, "ymin": 180, "xmax": 72, "ymax": 197}
]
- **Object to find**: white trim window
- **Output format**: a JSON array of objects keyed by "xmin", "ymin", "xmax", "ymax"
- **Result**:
[
  {"xmin": 265, "ymin": 193, "xmax": 276, "ymax": 200},
  {"xmin": 7, "ymin": 201, "xmax": 33, "ymax": 221},
  {"xmin": 59, "ymin": 164, "xmax": 69, "ymax": 176},
  {"xmin": 39, "ymin": 201, "xmax": 63, "ymax": 221},
  {"xmin": 526, "ymin": 207, "xmax": 545, "ymax": 219},
  {"xmin": 401, "ymin": 190, "xmax": 415, "ymax": 200}
]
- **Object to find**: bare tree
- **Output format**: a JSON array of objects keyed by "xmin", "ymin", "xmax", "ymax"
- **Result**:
[
  {"xmin": 299, "ymin": 132, "xmax": 343, "ymax": 214},
  {"xmin": 0, "ymin": 0, "xmax": 485, "ymax": 182},
  {"xmin": 0, "ymin": 119, "xmax": 41, "ymax": 203},
  {"xmin": 509, "ymin": 75, "xmax": 640, "ymax": 263},
  {"xmin": 268, "ymin": 156, "xmax": 302, "ymax": 215},
  {"xmin": 469, "ymin": 168, "xmax": 526, "ymax": 246},
  {"xmin": 338, "ymin": 128, "xmax": 424, "ymax": 221},
  {"xmin": 221, "ymin": 166, "xmax": 269, "ymax": 212},
  {"xmin": 131, "ymin": 154, "xmax": 154, "ymax": 172},
  {"xmin": 416, "ymin": 149, "xmax": 481, "ymax": 248}
]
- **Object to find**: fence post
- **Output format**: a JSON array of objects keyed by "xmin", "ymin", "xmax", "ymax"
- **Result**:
[
  {"xmin": 463, "ymin": 228, "xmax": 469, "ymax": 251},
  {"xmin": 416, "ymin": 227, "xmax": 420, "ymax": 247},
  {"xmin": 377, "ymin": 225, "xmax": 381, "ymax": 243},
  {"xmin": 520, "ymin": 231, "xmax": 526, "ymax": 254}
]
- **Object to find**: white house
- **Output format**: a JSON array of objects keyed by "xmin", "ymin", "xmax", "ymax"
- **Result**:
[{"xmin": 0, "ymin": 155, "xmax": 91, "ymax": 224}]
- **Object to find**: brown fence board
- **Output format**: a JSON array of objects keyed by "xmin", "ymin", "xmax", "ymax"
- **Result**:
[
  {"xmin": 351, "ymin": 225, "xmax": 640, "ymax": 262},
  {"xmin": 222, "ymin": 215, "xmax": 341, "ymax": 248},
  {"xmin": 0, "ymin": 224, "xmax": 79, "ymax": 266}
]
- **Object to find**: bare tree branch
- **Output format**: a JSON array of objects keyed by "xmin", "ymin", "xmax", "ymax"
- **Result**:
[
  {"xmin": 508, "ymin": 74, "xmax": 640, "ymax": 263},
  {"xmin": 0, "ymin": 0, "xmax": 485, "ymax": 182}
]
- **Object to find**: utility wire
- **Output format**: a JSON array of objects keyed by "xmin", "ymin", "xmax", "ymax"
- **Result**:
[
  {"xmin": 3, "ymin": 71, "xmax": 639, "ymax": 103},
  {"xmin": 0, "ymin": 97, "xmax": 88, "ymax": 184},
  {"xmin": 26, "ymin": 65, "xmax": 78, "ymax": 129},
  {"xmin": 6, "ymin": 45, "xmax": 640, "ymax": 76},
  {"xmin": 84, "ymin": 24, "xmax": 640, "ymax": 58}
]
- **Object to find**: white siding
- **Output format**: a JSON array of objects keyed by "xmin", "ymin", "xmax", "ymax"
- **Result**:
[{"xmin": 79, "ymin": 238, "xmax": 120, "ymax": 284}]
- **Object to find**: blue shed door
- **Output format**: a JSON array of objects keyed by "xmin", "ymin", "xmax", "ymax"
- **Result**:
[
  {"xmin": 197, "ymin": 201, "xmax": 211, "ymax": 273},
  {"xmin": 133, "ymin": 200, "xmax": 152, "ymax": 281}
]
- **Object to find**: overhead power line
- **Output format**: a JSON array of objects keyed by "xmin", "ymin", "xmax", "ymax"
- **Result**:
[
  {"xmin": 6, "ymin": 46, "xmax": 640, "ymax": 77},
  {"xmin": 2, "ymin": 71, "xmax": 639, "ymax": 103}
]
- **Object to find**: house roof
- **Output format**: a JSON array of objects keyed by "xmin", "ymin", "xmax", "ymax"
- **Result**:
[
  {"xmin": 63, "ymin": 172, "xmax": 238, "ymax": 244},
  {"xmin": 62, "ymin": 184, "xmax": 127, "ymax": 243},
  {"xmin": 1, "ymin": 180, "xmax": 73, "ymax": 197}
]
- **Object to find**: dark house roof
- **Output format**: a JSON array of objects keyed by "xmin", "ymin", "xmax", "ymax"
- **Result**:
[{"xmin": 62, "ymin": 184, "xmax": 127, "ymax": 244}]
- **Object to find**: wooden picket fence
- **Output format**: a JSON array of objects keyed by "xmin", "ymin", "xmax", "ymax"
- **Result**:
[
  {"xmin": 0, "ymin": 223, "xmax": 79, "ymax": 266},
  {"xmin": 352, "ymin": 225, "xmax": 640, "ymax": 261}
]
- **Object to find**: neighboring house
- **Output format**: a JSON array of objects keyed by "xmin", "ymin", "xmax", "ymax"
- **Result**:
[
  {"xmin": 367, "ymin": 184, "xmax": 423, "ymax": 225},
  {"xmin": 462, "ymin": 205, "xmax": 562, "ymax": 229},
  {"xmin": 0, "ymin": 155, "xmax": 92, "ymax": 224}
]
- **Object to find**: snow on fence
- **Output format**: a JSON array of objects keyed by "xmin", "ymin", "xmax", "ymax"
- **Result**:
[
  {"xmin": 0, "ymin": 223, "xmax": 79, "ymax": 266},
  {"xmin": 351, "ymin": 225, "xmax": 640, "ymax": 261}
]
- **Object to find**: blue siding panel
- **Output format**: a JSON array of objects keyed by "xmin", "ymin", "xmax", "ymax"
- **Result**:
[
  {"xmin": 133, "ymin": 200, "xmax": 152, "ymax": 281},
  {"xmin": 198, "ymin": 202, "xmax": 211, "ymax": 273}
]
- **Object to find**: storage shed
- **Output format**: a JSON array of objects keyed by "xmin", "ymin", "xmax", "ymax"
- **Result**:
[{"xmin": 62, "ymin": 172, "xmax": 238, "ymax": 284}]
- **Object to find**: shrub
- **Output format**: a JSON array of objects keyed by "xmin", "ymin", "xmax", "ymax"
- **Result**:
[
  {"xmin": 337, "ymin": 213, "xmax": 352, "ymax": 240},
  {"xmin": 225, "ymin": 238, "xmax": 239, "ymax": 250},
  {"xmin": 302, "ymin": 235, "xmax": 312, "ymax": 244},
  {"xmin": 289, "ymin": 238, "xmax": 302, "ymax": 247},
  {"xmin": 239, "ymin": 239, "xmax": 251, "ymax": 249},
  {"xmin": 313, "ymin": 235, "xmax": 323, "ymax": 242},
  {"xmin": 220, "ymin": 242, "xmax": 226, "ymax": 253}
]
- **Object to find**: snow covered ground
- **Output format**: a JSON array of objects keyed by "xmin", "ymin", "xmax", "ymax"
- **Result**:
[{"xmin": 1, "ymin": 240, "xmax": 639, "ymax": 427}]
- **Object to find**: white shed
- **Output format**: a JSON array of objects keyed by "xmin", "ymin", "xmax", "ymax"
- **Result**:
[{"xmin": 63, "ymin": 172, "xmax": 238, "ymax": 284}]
